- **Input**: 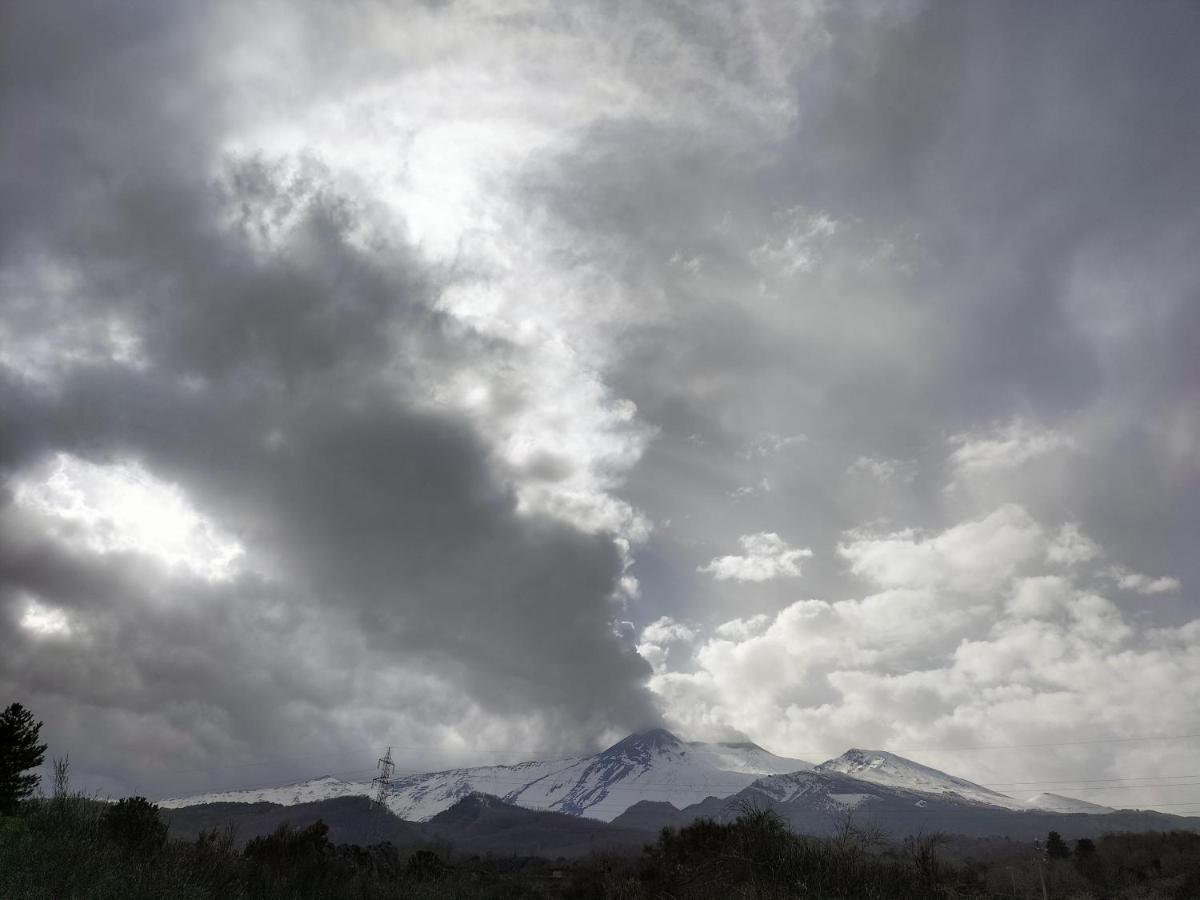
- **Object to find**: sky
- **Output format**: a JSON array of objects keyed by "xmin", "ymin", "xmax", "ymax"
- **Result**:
[{"xmin": 2, "ymin": 1, "xmax": 1198, "ymax": 814}]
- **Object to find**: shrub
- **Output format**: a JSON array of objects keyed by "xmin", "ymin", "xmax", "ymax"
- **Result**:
[{"xmin": 100, "ymin": 796, "xmax": 168, "ymax": 856}]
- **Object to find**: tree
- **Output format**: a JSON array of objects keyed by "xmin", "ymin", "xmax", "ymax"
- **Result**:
[
  {"xmin": 1046, "ymin": 830, "xmax": 1070, "ymax": 859},
  {"xmin": 101, "ymin": 796, "xmax": 168, "ymax": 856},
  {"xmin": 0, "ymin": 703, "xmax": 47, "ymax": 812},
  {"xmin": 1074, "ymin": 837, "xmax": 1096, "ymax": 860}
]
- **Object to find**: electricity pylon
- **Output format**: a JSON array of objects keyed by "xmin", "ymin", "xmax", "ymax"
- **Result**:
[{"xmin": 370, "ymin": 746, "xmax": 395, "ymax": 810}]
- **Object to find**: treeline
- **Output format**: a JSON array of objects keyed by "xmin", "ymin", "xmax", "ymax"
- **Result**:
[{"xmin": 3, "ymin": 787, "xmax": 1200, "ymax": 899}]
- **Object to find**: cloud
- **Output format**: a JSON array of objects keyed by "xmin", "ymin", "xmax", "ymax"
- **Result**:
[
  {"xmin": 1045, "ymin": 522, "xmax": 1102, "ymax": 567},
  {"xmin": 749, "ymin": 207, "xmax": 839, "ymax": 276},
  {"xmin": 3, "ymin": 0, "xmax": 1200, "ymax": 810},
  {"xmin": 714, "ymin": 614, "xmax": 772, "ymax": 641},
  {"xmin": 846, "ymin": 455, "xmax": 917, "ymax": 486},
  {"xmin": 12, "ymin": 453, "xmax": 244, "ymax": 582},
  {"xmin": 1104, "ymin": 566, "xmax": 1181, "ymax": 596},
  {"xmin": 741, "ymin": 433, "xmax": 807, "ymax": 459},
  {"xmin": 0, "ymin": 0, "xmax": 684, "ymax": 796},
  {"xmin": 838, "ymin": 504, "xmax": 1044, "ymax": 595},
  {"xmin": 637, "ymin": 616, "xmax": 698, "ymax": 674},
  {"xmin": 699, "ymin": 533, "xmax": 813, "ymax": 582},
  {"xmin": 948, "ymin": 420, "xmax": 1077, "ymax": 482},
  {"xmin": 652, "ymin": 505, "xmax": 1200, "ymax": 802}
]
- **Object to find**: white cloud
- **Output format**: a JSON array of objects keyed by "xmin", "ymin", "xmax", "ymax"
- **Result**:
[
  {"xmin": 948, "ymin": 419, "xmax": 1076, "ymax": 482},
  {"xmin": 653, "ymin": 505, "xmax": 1200, "ymax": 805},
  {"xmin": 838, "ymin": 504, "xmax": 1044, "ymax": 595},
  {"xmin": 637, "ymin": 616, "xmax": 698, "ymax": 674},
  {"xmin": 730, "ymin": 477, "xmax": 771, "ymax": 500},
  {"xmin": 12, "ymin": 453, "xmax": 244, "ymax": 582},
  {"xmin": 699, "ymin": 532, "xmax": 813, "ymax": 582},
  {"xmin": 20, "ymin": 597, "xmax": 73, "ymax": 638},
  {"xmin": 640, "ymin": 616, "xmax": 698, "ymax": 646},
  {"xmin": 1045, "ymin": 522, "xmax": 1103, "ymax": 567},
  {"xmin": 749, "ymin": 206, "xmax": 839, "ymax": 276},
  {"xmin": 741, "ymin": 433, "xmax": 807, "ymax": 459},
  {"xmin": 714, "ymin": 614, "xmax": 772, "ymax": 641},
  {"xmin": 1104, "ymin": 565, "xmax": 1181, "ymax": 595}
]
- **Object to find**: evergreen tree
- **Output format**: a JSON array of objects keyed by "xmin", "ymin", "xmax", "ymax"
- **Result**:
[
  {"xmin": 1046, "ymin": 830, "xmax": 1070, "ymax": 859},
  {"xmin": 0, "ymin": 702, "xmax": 48, "ymax": 812}
]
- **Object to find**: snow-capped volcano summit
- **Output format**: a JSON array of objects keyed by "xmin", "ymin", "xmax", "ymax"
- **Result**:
[
  {"xmin": 160, "ymin": 729, "xmax": 812, "ymax": 822},
  {"xmin": 489, "ymin": 728, "xmax": 811, "ymax": 821},
  {"xmin": 161, "ymin": 734, "xmax": 1110, "ymax": 825}
]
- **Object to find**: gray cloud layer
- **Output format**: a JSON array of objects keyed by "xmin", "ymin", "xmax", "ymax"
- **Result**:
[
  {"xmin": 1, "ymin": 0, "xmax": 659, "ymax": 796},
  {"xmin": 2, "ymin": 1, "xmax": 1198, "ymax": 810}
]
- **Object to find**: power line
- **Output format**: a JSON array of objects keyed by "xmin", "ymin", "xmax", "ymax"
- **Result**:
[
  {"xmin": 116, "ymin": 729, "xmax": 1200, "ymax": 784},
  {"xmin": 158, "ymin": 769, "xmax": 1200, "ymax": 801},
  {"xmin": 999, "ymin": 782, "xmax": 1200, "ymax": 795},
  {"xmin": 985, "ymin": 773, "xmax": 1200, "ymax": 786},
  {"xmin": 886, "ymin": 732, "xmax": 1200, "ymax": 753}
]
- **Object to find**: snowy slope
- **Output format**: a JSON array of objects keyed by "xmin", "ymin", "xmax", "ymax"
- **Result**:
[
  {"xmin": 161, "ymin": 741, "xmax": 1115, "ymax": 822},
  {"xmin": 500, "ymin": 729, "xmax": 811, "ymax": 821},
  {"xmin": 159, "ymin": 775, "xmax": 369, "ymax": 809},
  {"xmin": 744, "ymin": 771, "xmax": 832, "ymax": 804},
  {"xmin": 816, "ymin": 749, "xmax": 1027, "ymax": 810},
  {"xmin": 386, "ymin": 729, "xmax": 811, "ymax": 822},
  {"xmin": 687, "ymin": 740, "xmax": 813, "ymax": 775},
  {"xmin": 1022, "ymin": 792, "xmax": 1114, "ymax": 814},
  {"xmin": 382, "ymin": 756, "xmax": 588, "ymax": 821},
  {"xmin": 160, "ymin": 729, "xmax": 813, "ymax": 822}
]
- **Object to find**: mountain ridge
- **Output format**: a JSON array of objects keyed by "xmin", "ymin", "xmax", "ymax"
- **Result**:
[{"xmin": 159, "ymin": 729, "xmax": 1146, "ymax": 829}]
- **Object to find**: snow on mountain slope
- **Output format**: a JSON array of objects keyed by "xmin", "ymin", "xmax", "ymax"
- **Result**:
[
  {"xmin": 686, "ymin": 740, "xmax": 813, "ymax": 775},
  {"xmin": 729, "ymin": 771, "xmax": 880, "ymax": 814},
  {"xmin": 1022, "ymin": 792, "xmax": 1114, "ymax": 814},
  {"xmin": 160, "ymin": 742, "xmax": 1105, "ymax": 822},
  {"xmin": 495, "ymin": 729, "xmax": 811, "ymax": 821},
  {"xmin": 744, "ymin": 771, "xmax": 830, "ymax": 804},
  {"xmin": 159, "ymin": 775, "xmax": 369, "ymax": 809},
  {"xmin": 816, "ymin": 749, "xmax": 1026, "ymax": 809},
  {"xmin": 382, "ymin": 755, "xmax": 588, "ymax": 821},
  {"xmin": 160, "ymin": 729, "xmax": 814, "ymax": 822}
]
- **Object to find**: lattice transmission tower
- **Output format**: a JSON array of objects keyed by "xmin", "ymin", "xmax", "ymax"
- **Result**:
[{"xmin": 370, "ymin": 746, "xmax": 395, "ymax": 810}]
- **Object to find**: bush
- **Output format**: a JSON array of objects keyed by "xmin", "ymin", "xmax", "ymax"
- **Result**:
[{"xmin": 100, "ymin": 796, "xmax": 168, "ymax": 856}]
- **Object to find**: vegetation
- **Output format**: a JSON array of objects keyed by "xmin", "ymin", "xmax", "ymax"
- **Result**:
[
  {"xmin": 3, "ymin": 778, "xmax": 1200, "ymax": 899},
  {"xmin": 2, "ymin": 706, "xmax": 1198, "ymax": 898},
  {"xmin": 1046, "ymin": 829, "xmax": 1070, "ymax": 859},
  {"xmin": 0, "ymin": 702, "xmax": 47, "ymax": 813}
]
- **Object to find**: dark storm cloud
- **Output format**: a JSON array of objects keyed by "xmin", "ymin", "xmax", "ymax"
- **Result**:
[{"xmin": 0, "ymin": 1, "xmax": 656, "ymax": 794}]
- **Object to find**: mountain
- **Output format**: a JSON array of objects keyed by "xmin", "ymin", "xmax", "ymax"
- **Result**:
[
  {"xmin": 163, "ymin": 795, "xmax": 427, "ymax": 848},
  {"xmin": 163, "ymin": 792, "xmax": 653, "ymax": 857},
  {"xmin": 160, "ymin": 775, "xmax": 366, "ymax": 810},
  {"xmin": 161, "ymin": 729, "xmax": 812, "ymax": 823},
  {"xmin": 425, "ymin": 793, "xmax": 652, "ymax": 856},
  {"xmin": 161, "ymin": 733, "xmax": 1173, "ymax": 841},
  {"xmin": 813, "ymin": 750, "xmax": 1116, "ymax": 815},
  {"xmin": 615, "ymin": 754, "xmax": 1199, "ymax": 842},
  {"xmin": 1022, "ymin": 792, "xmax": 1115, "ymax": 814},
  {"xmin": 379, "ymin": 728, "xmax": 810, "ymax": 821},
  {"xmin": 816, "ymin": 749, "xmax": 1023, "ymax": 809}
]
